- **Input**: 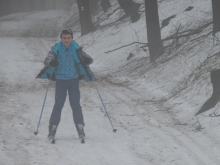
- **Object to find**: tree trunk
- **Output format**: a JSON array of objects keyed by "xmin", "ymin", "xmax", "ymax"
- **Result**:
[
  {"xmin": 34, "ymin": 0, "xmax": 41, "ymax": 11},
  {"xmin": 10, "ymin": 0, "xmax": 19, "ymax": 13},
  {"xmin": 40, "ymin": 0, "xmax": 46, "ymax": 11},
  {"xmin": 196, "ymin": 69, "xmax": 220, "ymax": 116},
  {"xmin": 145, "ymin": 0, "xmax": 163, "ymax": 62},
  {"xmin": 89, "ymin": 0, "xmax": 100, "ymax": 15},
  {"xmin": 29, "ymin": 0, "xmax": 36, "ymax": 11},
  {"xmin": 100, "ymin": 0, "xmax": 111, "ymax": 12},
  {"xmin": 117, "ymin": 0, "xmax": 141, "ymax": 23},
  {"xmin": 52, "ymin": 0, "xmax": 56, "ymax": 10},
  {"xmin": 76, "ymin": 0, "xmax": 95, "ymax": 36},
  {"xmin": 3, "ymin": 0, "xmax": 11, "ymax": 16},
  {"xmin": 20, "ymin": 0, "xmax": 29, "ymax": 12},
  {"xmin": 0, "ymin": 0, "xmax": 5, "ymax": 17},
  {"xmin": 212, "ymin": 0, "xmax": 220, "ymax": 35},
  {"xmin": 118, "ymin": 0, "xmax": 140, "ymax": 14}
]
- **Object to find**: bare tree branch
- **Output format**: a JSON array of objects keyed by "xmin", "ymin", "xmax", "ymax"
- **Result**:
[{"xmin": 105, "ymin": 29, "xmax": 203, "ymax": 53}]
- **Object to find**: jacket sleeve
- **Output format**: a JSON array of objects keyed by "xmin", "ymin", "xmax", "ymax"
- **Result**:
[{"xmin": 44, "ymin": 50, "xmax": 57, "ymax": 67}]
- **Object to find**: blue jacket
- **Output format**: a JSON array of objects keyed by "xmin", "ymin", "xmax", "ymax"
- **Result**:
[{"xmin": 36, "ymin": 41, "xmax": 92, "ymax": 82}]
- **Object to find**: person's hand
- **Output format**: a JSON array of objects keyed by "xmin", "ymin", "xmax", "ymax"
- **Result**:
[{"xmin": 49, "ymin": 60, "xmax": 59, "ymax": 67}]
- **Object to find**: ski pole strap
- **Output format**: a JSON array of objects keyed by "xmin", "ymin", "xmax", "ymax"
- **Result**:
[{"xmin": 88, "ymin": 66, "xmax": 116, "ymax": 131}]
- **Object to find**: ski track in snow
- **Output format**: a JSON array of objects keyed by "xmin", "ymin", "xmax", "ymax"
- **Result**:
[{"xmin": 1, "ymin": 3, "xmax": 220, "ymax": 165}]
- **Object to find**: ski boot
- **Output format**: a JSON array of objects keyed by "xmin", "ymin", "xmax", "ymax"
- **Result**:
[
  {"xmin": 48, "ymin": 125, "xmax": 57, "ymax": 144},
  {"xmin": 76, "ymin": 124, "xmax": 85, "ymax": 143}
]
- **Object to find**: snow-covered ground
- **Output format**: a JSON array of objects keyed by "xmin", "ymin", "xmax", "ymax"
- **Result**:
[{"xmin": 1, "ymin": 0, "xmax": 220, "ymax": 164}]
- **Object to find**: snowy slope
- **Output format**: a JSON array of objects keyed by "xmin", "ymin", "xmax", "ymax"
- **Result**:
[{"xmin": 1, "ymin": 0, "xmax": 220, "ymax": 165}]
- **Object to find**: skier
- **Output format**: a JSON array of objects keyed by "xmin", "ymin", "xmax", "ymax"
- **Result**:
[{"xmin": 36, "ymin": 28, "xmax": 93, "ymax": 143}]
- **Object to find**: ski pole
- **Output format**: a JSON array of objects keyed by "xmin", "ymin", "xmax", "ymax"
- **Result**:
[
  {"xmin": 34, "ymin": 68, "xmax": 55, "ymax": 135},
  {"xmin": 88, "ymin": 66, "xmax": 117, "ymax": 133}
]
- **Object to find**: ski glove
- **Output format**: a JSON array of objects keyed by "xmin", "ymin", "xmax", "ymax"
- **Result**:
[{"xmin": 49, "ymin": 60, "xmax": 59, "ymax": 67}]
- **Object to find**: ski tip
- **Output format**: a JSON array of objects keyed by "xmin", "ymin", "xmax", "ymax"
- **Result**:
[
  {"xmin": 34, "ymin": 132, "xmax": 38, "ymax": 135},
  {"xmin": 113, "ymin": 129, "xmax": 117, "ymax": 133}
]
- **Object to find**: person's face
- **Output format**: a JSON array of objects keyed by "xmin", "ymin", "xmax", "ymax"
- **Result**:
[{"xmin": 61, "ymin": 34, "xmax": 72, "ymax": 47}]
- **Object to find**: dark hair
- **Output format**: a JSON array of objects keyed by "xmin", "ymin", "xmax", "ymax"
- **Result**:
[{"xmin": 60, "ymin": 28, "xmax": 73, "ymax": 39}]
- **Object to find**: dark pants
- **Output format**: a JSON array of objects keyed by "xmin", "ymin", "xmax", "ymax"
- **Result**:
[{"xmin": 49, "ymin": 78, "xmax": 84, "ymax": 126}]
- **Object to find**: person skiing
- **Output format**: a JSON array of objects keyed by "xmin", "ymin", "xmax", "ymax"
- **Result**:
[{"xmin": 36, "ymin": 28, "xmax": 93, "ymax": 143}]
